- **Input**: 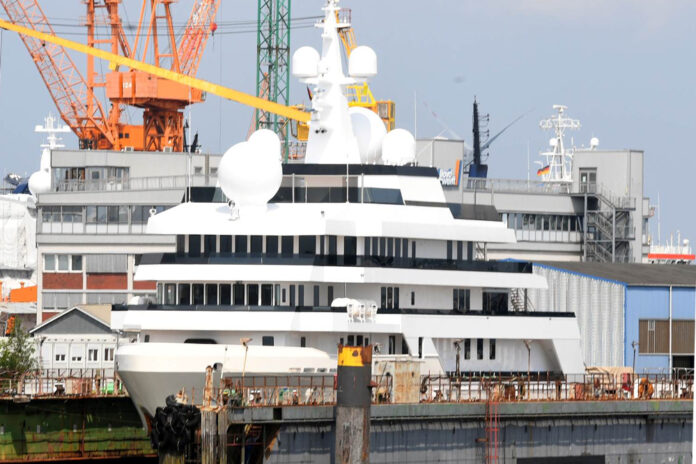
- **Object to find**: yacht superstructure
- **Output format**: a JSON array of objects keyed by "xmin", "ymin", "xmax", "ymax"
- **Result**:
[{"xmin": 114, "ymin": 0, "xmax": 584, "ymax": 421}]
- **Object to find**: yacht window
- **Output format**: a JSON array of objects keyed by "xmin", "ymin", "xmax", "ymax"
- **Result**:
[
  {"xmin": 387, "ymin": 238, "xmax": 393, "ymax": 257},
  {"xmin": 395, "ymin": 238, "xmax": 401, "ymax": 259},
  {"xmin": 298, "ymin": 285, "xmax": 305, "ymax": 306},
  {"xmin": 192, "ymin": 284, "xmax": 204, "ymax": 305},
  {"xmin": 300, "ymin": 336, "xmax": 306, "ymax": 348},
  {"xmin": 340, "ymin": 337, "xmax": 344, "ymax": 345},
  {"xmin": 235, "ymin": 236, "xmax": 247, "ymax": 256},
  {"xmin": 220, "ymin": 236, "xmax": 232, "ymax": 255},
  {"xmin": 453, "ymin": 289, "xmax": 470, "ymax": 312},
  {"xmin": 364, "ymin": 237, "xmax": 370, "ymax": 256},
  {"xmin": 347, "ymin": 335, "xmax": 354, "ymax": 345},
  {"xmin": 401, "ymin": 338, "xmax": 409, "ymax": 355},
  {"xmin": 261, "ymin": 284, "xmax": 273, "ymax": 305},
  {"xmin": 204, "ymin": 235, "xmax": 216, "ymax": 256},
  {"xmin": 266, "ymin": 236, "xmax": 278, "ymax": 257},
  {"xmin": 320, "ymin": 236, "xmax": 325, "ymax": 255},
  {"xmin": 281, "ymin": 236, "xmax": 294, "ymax": 256},
  {"xmin": 477, "ymin": 339, "xmax": 484, "ymax": 360},
  {"xmin": 328, "ymin": 236, "xmax": 337, "ymax": 255},
  {"xmin": 418, "ymin": 337, "xmax": 423, "ymax": 359},
  {"xmin": 164, "ymin": 283, "xmax": 176, "ymax": 305},
  {"xmin": 185, "ymin": 338, "xmax": 217, "ymax": 344},
  {"xmin": 178, "ymin": 283, "xmax": 191, "ymax": 305},
  {"xmin": 411, "ymin": 241, "xmax": 416, "ymax": 259},
  {"xmin": 157, "ymin": 283, "xmax": 163, "ymax": 303},
  {"xmin": 403, "ymin": 239, "xmax": 408, "ymax": 258},
  {"xmin": 364, "ymin": 337, "xmax": 369, "ymax": 346},
  {"xmin": 372, "ymin": 237, "xmax": 378, "ymax": 256},
  {"xmin": 144, "ymin": 335, "xmax": 150, "ymax": 343},
  {"xmin": 176, "ymin": 235, "xmax": 185, "ymax": 256},
  {"xmin": 313, "ymin": 285, "xmax": 320, "ymax": 306},
  {"xmin": 489, "ymin": 339, "xmax": 496, "ymax": 360},
  {"xmin": 233, "ymin": 283, "xmax": 245, "ymax": 305},
  {"xmin": 464, "ymin": 339, "xmax": 471, "ymax": 360},
  {"xmin": 356, "ymin": 335, "xmax": 364, "ymax": 346},
  {"xmin": 387, "ymin": 287, "xmax": 393, "ymax": 308},
  {"xmin": 206, "ymin": 284, "xmax": 218, "ymax": 305},
  {"xmin": 457, "ymin": 241, "xmax": 463, "ymax": 260},
  {"xmin": 379, "ymin": 237, "xmax": 386, "ymax": 257},
  {"xmin": 467, "ymin": 242, "xmax": 473, "ymax": 261},
  {"xmin": 220, "ymin": 284, "xmax": 231, "ymax": 305},
  {"xmin": 411, "ymin": 291, "xmax": 415, "ymax": 306},
  {"xmin": 262, "ymin": 336, "xmax": 274, "ymax": 346},
  {"xmin": 394, "ymin": 288, "xmax": 399, "ymax": 309},
  {"xmin": 250, "ymin": 235, "xmax": 263, "ymax": 255},
  {"xmin": 446, "ymin": 240, "xmax": 453, "ymax": 261},
  {"xmin": 247, "ymin": 284, "xmax": 259, "ymax": 306},
  {"xmin": 327, "ymin": 286, "xmax": 334, "ymax": 306},
  {"xmin": 380, "ymin": 287, "xmax": 386, "ymax": 308},
  {"xmin": 344, "ymin": 236, "xmax": 357, "ymax": 264},
  {"xmin": 189, "ymin": 235, "xmax": 201, "ymax": 257},
  {"xmin": 282, "ymin": 288, "xmax": 287, "ymax": 303},
  {"xmin": 299, "ymin": 235, "xmax": 316, "ymax": 255},
  {"xmin": 289, "ymin": 286, "xmax": 295, "ymax": 306},
  {"xmin": 274, "ymin": 284, "xmax": 280, "ymax": 305},
  {"xmin": 388, "ymin": 336, "xmax": 396, "ymax": 355}
]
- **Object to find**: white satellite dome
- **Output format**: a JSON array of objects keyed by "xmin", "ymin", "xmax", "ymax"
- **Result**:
[
  {"xmin": 549, "ymin": 138, "xmax": 558, "ymax": 148},
  {"xmin": 590, "ymin": 137, "xmax": 599, "ymax": 149},
  {"xmin": 292, "ymin": 46, "xmax": 320, "ymax": 79},
  {"xmin": 349, "ymin": 107, "xmax": 386, "ymax": 164},
  {"xmin": 381, "ymin": 129, "xmax": 416, "ymax": 166},
  {"xmin": 348, "ymin": 46, "xmax": 377, "ymax": 78},
  {"xmin": 218, "ymin": 132, "xmax": 282, "ymax": 208},
  {"xmin": 28, "ymin": 170, "xmax": 51, "ymax": 197}
]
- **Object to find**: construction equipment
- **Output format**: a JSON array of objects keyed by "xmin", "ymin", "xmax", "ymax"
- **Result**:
[
  {"xmin": 0, "ymin": 18, "xmax": 310, "ymax": 125},
  {"xmin": 0, "ymin": 0, "xmax": 220, "ymax": 152}
]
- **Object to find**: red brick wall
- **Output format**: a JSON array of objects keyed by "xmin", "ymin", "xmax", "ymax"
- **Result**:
[
  {"xmin": 43, "ymin": 273, "xmax": 82, "ymax": 290},
  {"xmin": 86, "ymin": 273, "xmax": 128, "ymax": 290},
  {"xmin": 133, "ymin": 280, "xmax": 157, "ymax": 290},
  {"xmin": 42, "ymin": 311, "xmax": 60, "ymax": 322}
]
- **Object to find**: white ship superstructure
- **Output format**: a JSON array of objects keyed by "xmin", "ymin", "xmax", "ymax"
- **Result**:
[{"xmin": 114, "ymin": 0, "xmax": 585, "ymax": 421}]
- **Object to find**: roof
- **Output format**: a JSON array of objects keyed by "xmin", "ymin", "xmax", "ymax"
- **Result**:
[
  {"xmin": 30, "ymin": 306, "xmax": 111, "ymax": 335},
  {"xmin": 534, "ymin": 261, "xmax": 696, "ymax": 287}
]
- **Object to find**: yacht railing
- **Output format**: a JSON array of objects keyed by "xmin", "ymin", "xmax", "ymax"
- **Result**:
[{"xmin": 0, "ymin": 369, "xmax": 125, "ymax": 398}]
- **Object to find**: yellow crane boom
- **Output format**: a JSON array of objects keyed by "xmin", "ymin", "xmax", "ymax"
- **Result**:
[{"xmin": 0, "ymin": 18, "xmax": 311, "ymax": 124}]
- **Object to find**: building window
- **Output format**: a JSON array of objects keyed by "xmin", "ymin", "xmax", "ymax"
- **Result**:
[
  {"xmin": 44, "ymin": 254, "xmax": 83, "ymax": 272},
  {"xmin": 104, "ymin": 348, "xmax": 115, "ymax": 362},
  {"xmin": 453, "ymin": 289, "xmax": 470, "ymax": 312},
  {"xmin": 464, "ymin": 339, "xmax": 470, "ymax": 360},
  {"xmin": 262, "ymin": 336, "xmax": 274, "ymax": 346},
  {"xmin": 489, "ymin": 339, "xmax": 496, "ymax": 360},
  {"xmin": 55, "ymin": 353, "xmax": 66, "ymax": 362},
  {"xmin": 71, "ymin": 355, "xmax": 82, "ymax": 362},
  {"xmin": 88, "ymin": 349, "xmax": 99, "ymax": 362},
  {"xmin": 477, "ymin": 339, "xmax": 484, "ymax": 360}
]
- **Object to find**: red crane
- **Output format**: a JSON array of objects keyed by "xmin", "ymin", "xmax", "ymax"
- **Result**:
[{"xmin": 1, "ymin": 0, "xmax": 220, "ymax": 152}]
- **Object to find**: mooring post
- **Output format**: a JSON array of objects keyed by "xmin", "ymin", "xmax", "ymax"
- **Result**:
[
  {"xmin": 200, "ymin": 365, "xmax": 218, "ymax": 464},
  {"xmin": 335, "ymin": 345, "xmax": 372, "ymax": 464}
]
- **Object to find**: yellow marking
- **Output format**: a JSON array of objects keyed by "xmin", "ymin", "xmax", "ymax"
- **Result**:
[
  {"xmin": 338, "ymin": 346, "xmax": 366, "ymax": 367},
  {"xmin": 0, "ymin": 19, "xmax": 311, "ymax": 123}
]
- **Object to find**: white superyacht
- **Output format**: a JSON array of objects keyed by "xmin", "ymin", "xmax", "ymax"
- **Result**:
[{"xmin": 114, "ymin": 0, "xmax": 584, "ymax": 421}]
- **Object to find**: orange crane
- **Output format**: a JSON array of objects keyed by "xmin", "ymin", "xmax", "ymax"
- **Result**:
[{"xmin": 0, "ymin": 0, "xmax": 219, "ymax": 152}]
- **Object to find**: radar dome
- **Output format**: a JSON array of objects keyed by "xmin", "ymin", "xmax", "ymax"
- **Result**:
[
  {"xmin": 28, "ymin": 170, "xmax": 51, "ymax": 197},
  {"xmin": 218, "ymin": 131, "xmax": 282, "ymax": 208},
  {"xmin": 549, "ymin": 138, "xmax": 558, "ymax": 148},
  {"xmin": 590, "ymin": 137, "xmax": 599, "ymax": 149},
  {"xmin": 292, "ymin": 46, "xmax": 320, "ymax": 79},
  {"xmin": 350, "ymin": 107, "xmax": 386, "ymax": 164},
  {"xmin": 381, "ymin": 129, "xmax": 416, "ymax": 166},
  {"xmin": 348, "ymin": 46, "xmax": 377, "ymax": 78}
]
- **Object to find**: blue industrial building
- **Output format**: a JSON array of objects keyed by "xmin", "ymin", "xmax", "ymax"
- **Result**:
[{"xmin": 528, "ymin": 262, "xmax": 696, "ymax": 372}]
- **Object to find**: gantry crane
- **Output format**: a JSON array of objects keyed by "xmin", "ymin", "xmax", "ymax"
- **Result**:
[{"xmin": 0, "ymin": 0, "xmax": 219, "ymax": 152}]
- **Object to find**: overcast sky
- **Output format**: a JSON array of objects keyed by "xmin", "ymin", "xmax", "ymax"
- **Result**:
[{"xmin": 0, "ymin": 0, "xmax": 694, "ymax": 246}]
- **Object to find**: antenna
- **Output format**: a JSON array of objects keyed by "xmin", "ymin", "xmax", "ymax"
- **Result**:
[
  {"xmin": 538, "ymin": 105, "xmax": 580, "ymax": 183},
  {"xmin": 35, "ymin": 114, "xmax": 71, "ymax": 150}
]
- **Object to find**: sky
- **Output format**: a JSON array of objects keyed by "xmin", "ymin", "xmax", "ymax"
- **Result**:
[{"xmin": 0, "ymin": 0, "xmax": 694, "ymax": 246}]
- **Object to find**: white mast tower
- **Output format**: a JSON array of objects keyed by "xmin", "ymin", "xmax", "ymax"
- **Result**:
[{"xmin": 538, "ymin": 105, "xmax": 580, "ymax": 183}]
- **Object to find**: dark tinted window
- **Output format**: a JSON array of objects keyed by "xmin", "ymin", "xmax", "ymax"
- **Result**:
[
  {"xmin": 233, "ymin": 283, "xmax": 244, "ymax": 305},
  {"xmin": 344, "ymin": 236, "xmax": 357, "ymax": 264},
  {"xmin": 395, "ymin": 238, "xmax": 401, "ymax": 259},
  {"xmin": 178, "ymin": 283, "xmax": 190, "ymax": 305},
  {"xmin": 204, "ymin": 235, "xmax": 216, "ymax": 256},
  {"xmin": 176, "ymin": 235, "xmax": 185, "ymax": 256},
  {"xmin": 192, "ymin": 284, "xmax": 204, "ymax": 304},
  {"xmin": 328, "ymin": 236, "xmax": 337, "ymax": 255},
  {"xmin": 327, "ymin": 286, "xmax": 334, "ymax": 306},
  {"xmin": 372, "ymin": 237, "xmax": 378, "ymax": 256},
  {"xmin": 403, "ymin": 239, "xmax": 408, "ymax": 258},
  {"xmin": 298, "ymin": 285, "xmax": 304, "ymax": 306},
  {"xmin": 299, "ymin": 235, "xmax": 316, "ymax": 255},
  {"xmin": 281, "ymin": 236, "xmax": 294, "ymax": 256},
  {"xmin": 261, "ymin": 284, "xmax": 273, "ymax": 305},
  {"xmin": 206, "ymin": 284, "xmax": 218, "ymax": 305},
  {"xmin": 387, "ymin": 238, "xmax": 393, "ymax": 257},
  {"xmin": 457, "ymin": 241, "xmax": 463, "ymax": 260},
  {"xmin": 379, "ymin": 237, "xmax": 386, "ymax": 257},
  {"xmin": 313, "ymin": 285, "xmax": 320, "ymax": 306},
  {"xmin": 247, "ymin": 284, "xmax": 259, "ymax": 306},
  {"xmin": 235, "ymin": 236, "xmax": 247, "ymax": 256},
  {"xmin": 262, "ymin": 336, "xmax": 274, "ymax": 346},
  {"xmin": 220, "ymin": 236, "xmax": 232, "ymax": 255},
  {"xmin": 477, "ymin": 339, "xmax": 484, "ymax": 360},
  {"xmin": 364, "ymin": 237, "xmax": 371, "ymax": 256},
  {"xmin": 250, "ymin": 235, "xmax": 263, "ymax": 255},
  {"xmin": 289, "ymin": 285, "xmax": 296, "ymax": 306},
  {"xmin": 220, "ymin": 284, "xmax": 231, "ymax": 305},
  {"xmin": 188, "ymin": 235, "xmax": 201, "ymax": 257},
  {"xmin": 446, "ymin": 240, "xmax": 453, "ymax": 260},
  {"xmin": 266, "ymin": 236, "xmax": 278, "ymax": 256}
]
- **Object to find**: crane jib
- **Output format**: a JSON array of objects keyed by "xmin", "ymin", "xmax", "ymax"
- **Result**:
[{"xmin": 0, "ymin": 18, "xmax": 311, "ymax": 124}]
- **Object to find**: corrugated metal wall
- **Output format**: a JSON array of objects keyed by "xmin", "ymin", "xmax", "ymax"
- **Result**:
[
  {"xmin": 529, "ymin": 265, "xmax": 625, "ymax": 367},
  {"xmin": 86, "ymin": 254, "xmax": 128, "ymax": 273}
]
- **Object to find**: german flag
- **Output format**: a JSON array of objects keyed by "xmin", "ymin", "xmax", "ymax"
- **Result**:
[{"xmin": 537, "ymin": 165, "xmax": 550, "ymax": 176}]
